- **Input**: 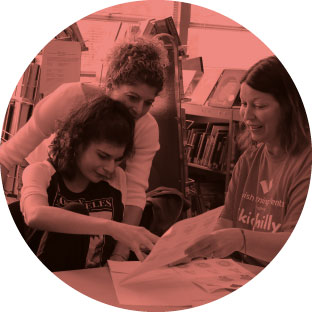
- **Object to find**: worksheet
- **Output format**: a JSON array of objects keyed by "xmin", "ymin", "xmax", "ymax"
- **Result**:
[
  {"xmin": 108, "ymin": 258, "xmax": 256, "ymax": 307},
  {"xmin": 122, "ymin": 206, "xmax": 222, "ymax": 283}
]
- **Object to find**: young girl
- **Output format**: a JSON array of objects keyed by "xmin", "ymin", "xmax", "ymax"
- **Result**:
[
  {"xmin": 0, "ymin": 36, "xmax": 168, "ymax": 261},
  {"xmin": 20, "ymin": 96, "xmax": 158, "ymax": 271}
]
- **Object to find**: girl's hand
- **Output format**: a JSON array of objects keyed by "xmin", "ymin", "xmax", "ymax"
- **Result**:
[
  {"xmin": 185, "ymin": 228, "xmax": 244, "ymax": 259},
  {"xmin": 109, "ymin": 222, "xmax": 159, "ymax": 261}
]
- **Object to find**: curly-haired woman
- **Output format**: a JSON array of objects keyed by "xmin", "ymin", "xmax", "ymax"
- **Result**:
[
  {"xmin": 0, "ymin": 37, "xmax": 168, "ymax": 262},
  {"xmin": 20, "ymin": 96, "xmax": 158, "ymax": 271}
]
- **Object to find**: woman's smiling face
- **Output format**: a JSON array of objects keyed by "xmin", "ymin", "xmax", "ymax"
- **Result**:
[
  {"xmin": 240, "ymin": 82, "xmax": 282, "ymax": 151},
  {"xmin": 108, "ymin": 83, "xmax": 158, "ymax": 120}
]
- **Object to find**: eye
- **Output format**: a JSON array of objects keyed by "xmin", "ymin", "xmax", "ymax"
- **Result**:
[
  {"xmin": 254, "ymin": 104, "xmax": 266, "ymax": 109},
  {"xmin": 144, "ymin": 100, "xmax": 154, "ymax": 107},
  {"xmin": 127, "ymin": 95, "xmax": 139, "ymax": 102},
  {"xmin": 98, "ymin": 153, "xmax": 109, "ymax": 160}
]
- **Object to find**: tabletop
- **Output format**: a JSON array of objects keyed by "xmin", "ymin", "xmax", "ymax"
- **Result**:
[{"xmin": 54, "ymin": 262, "xmax": 263, "ymax": 311}]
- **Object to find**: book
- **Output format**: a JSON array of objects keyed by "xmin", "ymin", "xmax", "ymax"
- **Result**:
[
  {"xmin": 210, "ymin": 131, "xmax": 228, "ymax": 170},
  {"xmin": 2, "ymin": 99, "xmax": 15, "ymax": 142},
  {"xmin": 185, "ymin": 123, "xmax": 207, "ymax": 163},
  {"xmin": 17, "ymin": 102, "xmax": 33, "ymax": 130},
  {"xmin": 20, "ymin": 63, "xmax": 40, "ymax": 102},
  {"xmin": 142, "ymin": 16, "xmax": 182, "ymax": 46},
  {"xmin": 201, "ymin": 124, "xmax": 228, "ymax": 167},
  {"xmin": 190, "ymin": 68, "xmax": 223, "ymax": 105},
  {"xmin": 206, "ymin": 69, "xmax": 247, "ymax": 108}
]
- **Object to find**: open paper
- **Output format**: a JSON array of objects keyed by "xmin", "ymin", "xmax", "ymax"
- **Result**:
[
  {"xmin": 122, "ymin": 207, "xmax": 222, "ymax": 284},
  {"xmin": 108, "ymin": 258, "xmax": 256, "ymax": 307}
]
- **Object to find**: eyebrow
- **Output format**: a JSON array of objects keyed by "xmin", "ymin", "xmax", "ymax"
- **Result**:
[{"xmin": 126, "ymin": 92, "xmax": 155, "ymax": 102}]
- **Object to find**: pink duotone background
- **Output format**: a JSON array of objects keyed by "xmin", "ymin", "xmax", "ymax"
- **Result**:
[{"xmin": 0, "ymin": 1, "xmax": 311, "ymax": 312}]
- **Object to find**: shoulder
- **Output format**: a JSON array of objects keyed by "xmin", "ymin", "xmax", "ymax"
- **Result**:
[
  {"xmin": 135, "ymin": 113, "xmax": 158, "ymax": 133},
  {"xmin": 23, "ymin": 160, "xmax": 56, "ymax": 184},
  {"xmin": 134, "ymin": 113, "xmax": 159, "ymax": 147},
  {"xmin": 80, "ymin": 83, "xmax": 104, "ymax": 102},
  {"xmin": 288, "ymin": 146, "xmax": 312, "ymax": 177},
  {"xmin": 50, "ymin": 82, "xmax": 84, "ymax": 97},
  {"xmin": 106, "ymin": 167, "xmax": 127, "ymax": 204},
  {"xmin": 235, "ymin": 144, "xmax": 264, "ymax": 168}
]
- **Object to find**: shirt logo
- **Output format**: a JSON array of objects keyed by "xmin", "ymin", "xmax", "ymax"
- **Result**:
[{"xmin": 260, "ymin": 179, "xmax": 273, "ymax": 194}]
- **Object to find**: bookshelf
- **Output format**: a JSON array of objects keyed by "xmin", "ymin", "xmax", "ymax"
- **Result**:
[
  {"xmin": 182, "ymin": 102, "xmax": 241, "ymax": 217},
  {"xmin": 2, "ymin": 61, "xmax": 40, "ymax": 198}
]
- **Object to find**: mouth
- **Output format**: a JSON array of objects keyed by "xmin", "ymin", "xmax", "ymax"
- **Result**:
[
  {"xmin": 247, "ymin": 124, "xmax": 263, "ymax": 132},
  {"xmin": 95, "ymin": 172, "xmax": 112, "ymax": 181}
]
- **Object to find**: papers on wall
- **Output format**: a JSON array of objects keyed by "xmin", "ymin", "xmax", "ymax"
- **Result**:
[
  {"xmin": 40, "ymin": 40, "xmax": 81, "ymax": 96},
  {"xmin": 122, "ymin": 206, "xmax": 223, "ymax": 284}
]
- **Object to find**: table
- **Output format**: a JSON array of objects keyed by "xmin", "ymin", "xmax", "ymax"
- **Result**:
[{"xmin": 54, "ymin": 262, "xmax": 263, "ymax": 311}]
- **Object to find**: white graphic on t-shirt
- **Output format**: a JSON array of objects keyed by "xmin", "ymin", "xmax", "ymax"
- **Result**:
[
  {"xmin": 238, "ymin": 208, "xmax": 281, "ymax": 232},
  {"xmin": 260, "ymin": 179, "xmax": 273, "ymax": 194}
]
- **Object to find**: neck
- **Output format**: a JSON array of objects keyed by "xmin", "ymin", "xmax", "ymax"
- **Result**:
[
  {"xmin": 63, "ymin": 174, "xmax": 89, "ymax": 193},
  {"xmin": 265, "ymin": 143, "xmax": 284, "ymax": 157}
]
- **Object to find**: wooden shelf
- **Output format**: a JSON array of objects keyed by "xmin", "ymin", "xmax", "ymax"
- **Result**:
[
  {"xmin": 182, "ymin": 102, "xmax": 241, "ymax": 121},
  {"xmin": 188, "ymin": 162, "xmax": 226, "ymax": 175}
]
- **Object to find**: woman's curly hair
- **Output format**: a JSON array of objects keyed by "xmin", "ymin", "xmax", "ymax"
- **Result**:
[
  {"xmin": 104, "ymin": 36, "xmax": 169, "ymax": 94},
  {"xmin": 49, "ymin": 95, "xmax": 135, "ymax": 180}
]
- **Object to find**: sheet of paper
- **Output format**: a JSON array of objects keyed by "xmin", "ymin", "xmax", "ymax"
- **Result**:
[
  {"xmin": 122, "ymin": 206, "xmax": 222, "ymax": 283},
  {"xmin": 40, "ymin": 40, "xmax": 81, "ymax": 96},
  {"xmin": 108, "ymin": 258, "xmax": 256, "ymax": 307},
  {"xmin": 108, "ymin": 260, "xmax": 206, "ymax": 307},
  {"xmin": 171, "ymin": 258, "xmax": 255, "ymax": 291}
]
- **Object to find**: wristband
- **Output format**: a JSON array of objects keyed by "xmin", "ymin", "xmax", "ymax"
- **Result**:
[{"xmin": 240, "ymin": 229, "xmax": 247, "ymax": 255}]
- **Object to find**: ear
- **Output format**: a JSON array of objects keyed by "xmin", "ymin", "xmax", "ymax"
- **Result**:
[{"xmin": 105, "ymin": 80, "xmax": 113, "ymax": 94}]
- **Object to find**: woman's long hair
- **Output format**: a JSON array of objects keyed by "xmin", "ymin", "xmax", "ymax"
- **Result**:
[{"xmin": 239, "ymin": 56, "xmax": 310, "ymax": 154}]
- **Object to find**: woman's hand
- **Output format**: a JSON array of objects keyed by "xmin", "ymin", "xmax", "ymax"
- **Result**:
[
  {"xmin": 185, "ymin": 228, "xmax": 244, "ymax": 259},
  {"xmin": 109, "ymin": 222, "xmax": 159, "ymax": 261}
]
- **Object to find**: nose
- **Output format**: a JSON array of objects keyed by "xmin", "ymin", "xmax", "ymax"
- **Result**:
[
  {"xmin": 129, "ymin": 101, "xmax": 144, "ymax": 118},
  {"xmin": 101, "ymin": 159, "xmax": 115, "ymax": 178},
  {"xmin": 240, "ymin": 104, "xmax": 254, "ymax": 121}
]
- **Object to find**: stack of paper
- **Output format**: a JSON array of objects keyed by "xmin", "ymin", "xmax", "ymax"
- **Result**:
[{"xmin": 108, "ymin": 258, "xmax": 256, "ymax": 307}]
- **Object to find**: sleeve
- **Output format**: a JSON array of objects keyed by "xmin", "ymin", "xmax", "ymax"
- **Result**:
[
  {"xmin": 0, "ymin": 82, "xmax": 86, "ymax": 170},
  {"xmin": 282, "ymin": 149, "xmax": 312, "ymax": 232},
  {"xmin": 125, "ymin": 113, "xmax": 160, "ymax": 209},
  {"xmin": 108, "ymin": 166, "xmax": 127, "ymax": 206},
  {"xmin": 220, "ymin": 153, "xmax": 246, "ymax": 221},
  {"xmin": 20, "ymin": 161, "xmax": 55, "ymax": 221}
]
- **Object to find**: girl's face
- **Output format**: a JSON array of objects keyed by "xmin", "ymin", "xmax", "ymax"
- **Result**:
[
  {"xmin": 108, "ymin": 83, "xmax": 158, "ymax": 120},
  {"xmin": 75, "ymin": 140, "xmax": 125, "ymax": 187},
  {"xmin": 240, "ymin": 83, "xmax": 282, "ymax": 151}
]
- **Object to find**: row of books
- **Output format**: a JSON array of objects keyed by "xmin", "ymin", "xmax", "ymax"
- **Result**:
[
  {"xmin": 185, "ymin": 122, "xmax": 229, "ymax": 172},
  {"xmin": 2, "ymin": 62, "xmax": 39, "ymax": 197}
]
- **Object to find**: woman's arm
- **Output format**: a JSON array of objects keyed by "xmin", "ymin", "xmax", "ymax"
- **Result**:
[
  {"xmin": 0, "ymin": 83, "xmax": 87, "ymax": 174},
  {"xmin": 125, "ymin": 113, "xmax": 160, "ymax": 209},
  {"xmin": 185, "ymin": 227, "xmax": 291, "ymax": 263},
  {"xmin": 21, "ymin": 162, "xmax": 158, "ymax": 261},
  {"xmin": 23, "ymin": 195, "xmax": 157, "ymax": 261},
  {"xmin": 110, "ymin": 113, "xmax": 160, "ymax": 261}
]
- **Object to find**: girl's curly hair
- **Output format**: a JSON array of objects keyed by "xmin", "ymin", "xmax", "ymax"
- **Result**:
[
  {"xmin": 104, "ymin": 36, "xmax": 169, "ymax": 94},
  {"xmin": 49, "ymin": 95, "xmax": 135, "ymax": 180}
]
